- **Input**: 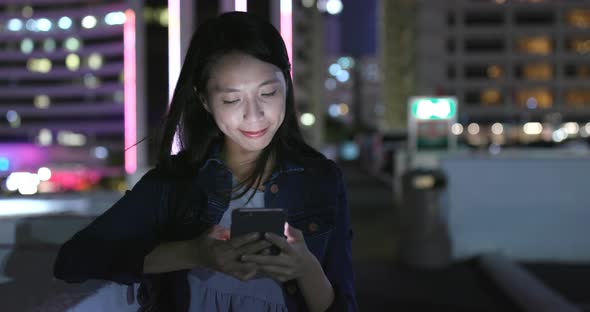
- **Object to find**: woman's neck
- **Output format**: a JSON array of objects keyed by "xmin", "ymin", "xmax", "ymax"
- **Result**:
[{"xmin": 221, "ymin": 143, "xmax": 273, "ymax": 184}]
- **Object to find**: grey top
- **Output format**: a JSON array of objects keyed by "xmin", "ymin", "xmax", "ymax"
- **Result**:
[{"xmin": 187, "ymin": 186, "xmax": 287, "ymax": 312}]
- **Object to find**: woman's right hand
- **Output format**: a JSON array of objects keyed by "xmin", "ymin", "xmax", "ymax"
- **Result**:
[{"xmin": 191, "ymin": 225, "xmax": 272, "ymax": 281}]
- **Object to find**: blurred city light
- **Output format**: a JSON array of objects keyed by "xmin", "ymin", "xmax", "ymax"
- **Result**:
[
  {"xmin": 338, "ymin": 56, "xmax": 354, "ymax": 69},
  {"xmin": 66, "ymin": 53, "xmax": 81, "ymax": 71},
  {"xmin": 340, "ymin": 141, "xmax": 359, "ymax": 161},
  {"xmin": 27, "ymin": 58, "xmax": 52, "ymax": 73},
  {"xmin": 6, "ymin": 172, "xmax": 40, "ymax": 195},
  {"xmin": 158, "ymin": 8, "xmax": 169, "ymax": 26},
  {"xmin": 64, "ymin": 37, "xmax": 81, "ymax": 51},
  {"xmin": 0, "ymin": 157, "xmax": 9, "ymax": 171},
  {"xmin": 563, "ymin": 122, "xmax": 580, "ymax": 135},
  {"xmin": 316, "ymin": 0, "xmax": 328, "ymax": 12},
  {"xmin": 326, "ymin": 0, "xmax": 343, "ymax": 15},
  {"xmin": 6, "ymin": 110, "xmax": 19, "ymax": 123},
  {"xmin": 38, "ymin": 129, "xmax": 52, "ymax": 146},
  {"xmin": 300, "ymin": 113, "xmax": 316, "ymax": 126},
  {"xmin": 58, "ymin": 17, "xmax": 73, "ymax": 30},
  {"xmin": 468, "ymin": 123, "xmax": 480, "ymax": 135},
  {"xmin": 526, "ymin": 97, "xmax": 538, "ymax": 109},
  {"xmin": 523, "ymin": 122, "xmax": 543, "ymax": 135},
  {"xmin": 329, "ymin": 104, "xmax": 340, "ymax": 118},
  {"xmin": 329, "ymin": 63, "xmax": 342, "ymax": 76},
  {"xmin": 105, "ymin": 12, "xmax": 126, "ymax": 25},
  {"xmin": 83, "ymin": 74, "xmax": 100, "ymax": 88},
  {"xmin": 235, "ymin": 0, "xmax": 248, "ymax": 12},
  {"xmin": 324, "ymin": 78, "xmax": 337, "ymax": 90},
  {"xmin": 553, "ymin": 129, "xmax": 568, "ymax": 142},
  {"xmin": 336, "ymin": 69, "xmax": 350, "ymax": 82},
  {"xmin": 20, "ymin": 38, "xmax": 34, "ymax": 54},
  {"xmin": 37, "ymin": 18, "xmax": 52, "ymax": 31},
  {"xmin": 451, "ymin": 123, "xmax": 464, "ymax": 135},
  {"xmin": 81, "ymin": 15, "xmax": 98, "ymax": 29},
  {"xmin": 302, "ymin": 0, "xmax": 315, "ymax": 8},
  {"xmin": 22, "ymin": 6, "xmax": 33, "ymax": 18},
  {"xmin": 411, "ymin": 98, "xmax": 457, "ymax": 120},
  {"xmin": 43, "ymin": 39, "xmax": 56, "ymax": 52},
  {"xmin": 7, "ymin": 18, "xmax": 24, "ymax": 31},
  {"xmin": 491, "ymin": 122, "xmax": 504, "ymax": 135},
  {"xmin": 35, "ymin": 95, "xmax": 51, "ymax": 109},
  {"xmin": 37, "ymin": 167, "xmax": 52, "ymax": 181},
  {"xmin": 88, "ymin": 53, "xmax": 103, "ymax": 70},
  {"xmin": 26, "ymin": 19, "xmax": 39, "ymax": 32},
  {"xmin": 94, "ymin": 146, "xmax": 109, "ymax": 159},
  {"xmin": 57, "ymin": 131, "xmax": 87, "ymax": 146}
]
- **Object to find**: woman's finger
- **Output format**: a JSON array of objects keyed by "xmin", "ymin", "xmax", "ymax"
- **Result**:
[
  {"xmin": 229, "ymin": 232, "xmax": 260, "ymax": 248},
  {"xmin": 258, "ymin": 265, "xmax": 294, "ymax": 282},
  {"xmin": 285, "ymin": 223, "xmax": 304, "ymax": 243},
  {"xmin": 263, "ymin": 232, "xmax": 291, "ymax": 252},
  {"xmin": 236, "ymin": 239, "xmax": 273, "ymax": 256},
  {"xmin": 241, "ymin": 254, "xmax": 290, "ymax": 266}
]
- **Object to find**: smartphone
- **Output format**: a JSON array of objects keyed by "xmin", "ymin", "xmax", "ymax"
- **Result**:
[{"xmin": 231, "ymin": 208, "xmax": 285, "ymax": 255}]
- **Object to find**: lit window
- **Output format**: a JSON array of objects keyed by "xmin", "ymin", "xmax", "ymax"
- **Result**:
[
  {"xmin": 487, "ymin": 65, "xmax": 503, "ymax": 79},
  {"xmin": 568, "ymin": 38, "xmax": 590, "ymax": 54},
  {"xmin": 516, "ymin": 36, "xmax": 552, "ymax": 54},
  {"xmin": 481, "ymin": 89, "xmax": 502, "ymax": 105},
  {"xmin": 516, "ymin": 89, "xmax": 553, "ymax": 108},
  {"xmin": 565, "ymin": 89, "xmax": 590, "ymax": 107},
  {"xmin": 522, "ymin": 63, "xmax": 553, "ymax": 80},
  {"xmin": 566, "ymin": 9, "xmax": 590, "ymax": 28}
]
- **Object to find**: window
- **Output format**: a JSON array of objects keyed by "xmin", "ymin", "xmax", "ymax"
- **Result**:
[
  {"xmin": 565, "ymin": 89, "xmax": 590, "ymax": 107},
  {"xmin": 514, "ymin": 10, "xmax": 554, "ymax": 25},
  {"xmin": 564, "ymin": 64, "xmax": 590, "ymax": 78},
  {"xmin": 465, "ymin": 89, "xmax": 503, "ymax": 106},
  {"xmin": 447, "ymin": 64, "xmax": 456, "ymax": 79},
  {"xmin": 567, "ymin": 38, "xmax": 590, "ymax": 54},
  {"xmin": 465, "ymin": 38, "xmax": 504, "ymax": 53},
  {"xmin": 516, "ymin": 63, "xmax": 553, "ymax": 80},
  {"xmin": 464, "ymin": 64, "xmax": 503, "ymax": 79},
  {"xmin": 464, "ymin": 11, "xmax": 504, "ymax": 26},
  {"xmin": 516, "ymin": 36, "xmax": 552, "ymax": 54},
  {"xmin": 515, "ymin": 89, "xmax": 553, "ymax": 108},
  {"xmin": 566, "ymin": 9, "xmax": 590, "ymax": 28},
  {"xmin": 481, "ymin": 89, "xmax": 503, "ymax": 105}
]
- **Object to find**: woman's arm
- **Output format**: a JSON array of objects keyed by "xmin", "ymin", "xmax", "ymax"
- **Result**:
[
  {"xmin": 296, "ymin": 255, "xmax": 335, "ymax": 312},
  {"xmin": 53, "ymin": 170, "xmax": 166, "ymax": 285},
  {"xmin": 319, "ymin": 164, "xmax": 358, "ymax": 311}
]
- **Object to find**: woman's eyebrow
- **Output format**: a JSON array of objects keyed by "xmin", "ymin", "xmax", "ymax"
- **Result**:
[{"xmin": 214, "ymin": 78, "xmax": 280, "ymax": 93}]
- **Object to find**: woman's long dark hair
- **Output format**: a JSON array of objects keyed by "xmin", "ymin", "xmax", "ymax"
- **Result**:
[{"xmin": 157, "ymin": 12, "xmax": 323, "ymax": 199}]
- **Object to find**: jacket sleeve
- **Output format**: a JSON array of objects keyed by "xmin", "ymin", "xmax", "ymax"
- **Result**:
[
  {"xmin": 53, "ymin": 169, "xmax": 168, "ymax": 285},
  {"xmin": 323, "ymin": 163, "xmax": 359, "ymax": 311}
]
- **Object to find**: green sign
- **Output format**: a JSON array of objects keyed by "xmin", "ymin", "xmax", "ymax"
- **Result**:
[{"xmin": 411, "ymin": 98, "xmax": 457, "ymax": 120}]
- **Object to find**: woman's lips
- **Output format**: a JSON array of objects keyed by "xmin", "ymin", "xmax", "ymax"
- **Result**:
[{"xmin": 240, "ymin": 128, "xmax": 268, "ymax": 138}]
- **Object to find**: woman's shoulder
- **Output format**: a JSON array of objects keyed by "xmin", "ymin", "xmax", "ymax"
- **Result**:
[{"xmin": 298, "ymin": 156, "xmax": 342, "ymax": 180}]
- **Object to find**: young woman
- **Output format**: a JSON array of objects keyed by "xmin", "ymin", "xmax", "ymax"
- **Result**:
[{"xmin": 54, "ymin": 12, "xmax": 357, "ymax": 312}]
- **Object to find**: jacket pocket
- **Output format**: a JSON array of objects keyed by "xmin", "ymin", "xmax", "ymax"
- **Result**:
[{"xmin": 289, "ymin": 210, "xmax": 335, "ymax": 260}]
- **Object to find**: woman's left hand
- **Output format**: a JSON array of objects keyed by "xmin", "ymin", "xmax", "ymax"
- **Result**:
[{"xmin": 241, "ymin": 222, "xmax": 317, "ymax": 282}]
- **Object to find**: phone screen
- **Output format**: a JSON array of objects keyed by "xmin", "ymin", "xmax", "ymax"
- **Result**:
[{"xmin": 230, "ymin": 208, "xmax": 285, "ymax": 239}]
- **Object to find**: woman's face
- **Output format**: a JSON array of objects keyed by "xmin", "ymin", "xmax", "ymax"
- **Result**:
[{"xmin": 205, "ymin": 52, "xmax": 287, "ymax": 156}]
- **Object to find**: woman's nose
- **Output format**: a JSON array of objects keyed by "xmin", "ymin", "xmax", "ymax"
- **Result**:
[{"xmin": 242, "ymin": 97, "xmax": 264, "ymax": 121}]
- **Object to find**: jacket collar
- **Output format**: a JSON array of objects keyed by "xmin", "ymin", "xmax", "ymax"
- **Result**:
[{"xmin": 197, "ymin": 142, "xmax": 304, "ymax": 180}]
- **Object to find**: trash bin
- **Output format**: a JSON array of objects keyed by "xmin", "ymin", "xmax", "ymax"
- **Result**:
[{"xmin": 397, "ymin": 168, "xmax": 451, "ymax": 269}]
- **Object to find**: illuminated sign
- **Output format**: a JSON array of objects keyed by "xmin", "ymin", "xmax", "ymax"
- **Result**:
[{"xmin": 410, "ymin": 97, "xmax": 457, "ymax": 120}]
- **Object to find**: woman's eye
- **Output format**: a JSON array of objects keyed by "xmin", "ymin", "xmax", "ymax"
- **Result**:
[
  {"xmin": 261, "ymin": 90, "xmax": 277, "ymax": 97},
  {"xmin": 223, "ymin": 99, "xmax": 239, "ymax": 104}
]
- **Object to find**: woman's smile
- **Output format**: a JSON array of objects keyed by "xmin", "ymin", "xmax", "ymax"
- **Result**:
[{"xmin": 240, "ymin": 128, "xmax": 268, "ymax": 138}]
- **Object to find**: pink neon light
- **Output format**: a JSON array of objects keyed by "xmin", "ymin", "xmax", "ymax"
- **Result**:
[
  {"xmin": 235, "ymin": 0, "xmax": 248, "ymax": 12},
  {"xmin": 280, "ymin": 0, "xmax": 293, "ymax": 73},
  {"xmin": 168, "ymin": 0, "xmax": 181, "ymax": 103},
  {"xmin": 124, "ymin": 9, "xmax": 137, "ymax": 174}
]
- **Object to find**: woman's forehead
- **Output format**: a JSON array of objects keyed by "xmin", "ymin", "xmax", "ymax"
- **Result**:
[{"xmin": 207, "ymin": 54, "xmax": 285, "ymax": 90}]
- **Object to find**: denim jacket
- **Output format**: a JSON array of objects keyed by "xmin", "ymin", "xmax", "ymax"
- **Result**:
[{"xmin": 54, "ymin": 150, "xmax": 358, "ymax": 311}]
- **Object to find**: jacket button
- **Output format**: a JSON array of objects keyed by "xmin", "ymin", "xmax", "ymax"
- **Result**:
[
  {"xmin": 308, "ymin": 222, "xmax": 319, "ymax": 233},
  {"xmin": 270, "ymin": 184, "xmax": 279, "ymax": 194},
  {"xmin": 286, "ymin": 283, "xmax": 297, "ymax": 294}
]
